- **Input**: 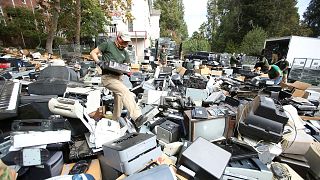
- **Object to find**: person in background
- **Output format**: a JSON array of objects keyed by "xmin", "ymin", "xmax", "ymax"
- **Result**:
[
  {"xmin": 230, "ymin": 53, "xmax": 239, "ymax": 68},
  {"xmin": 254, "ymin": 49, "xmax": 269, "ymax": 73},
  {"xmin": 158, "ymin": 45, "xmax": 168, "ymax": 67},
  {"xmin": 90, "ymin": 31, "xmax": 147, "ymax": 127},
  {"xmin": 267, "ymin": 64, "xmax": 283, "ymax": 85},
  {"xmin": 275, "ymin": 53, "xmax": 289, "ymax": 83}
]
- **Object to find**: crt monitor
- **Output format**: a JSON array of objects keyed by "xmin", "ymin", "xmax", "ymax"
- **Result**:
[
  {"xmin": 185, "ymin": 109, "xmax": 228, "ymax": 142},
  {"xmin": 191, "ymin": 117, "xmax": 227, "ymax": 142}
]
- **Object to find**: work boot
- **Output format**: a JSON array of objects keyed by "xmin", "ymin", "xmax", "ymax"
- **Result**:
[{"xmin": 133, "ymin": 115, "xmax": 149, "ymax": 128}]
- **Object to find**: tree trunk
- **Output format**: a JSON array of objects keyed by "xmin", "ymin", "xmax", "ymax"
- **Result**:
[
  {"xmin": 75, "ymin": 0, "xmax": 81, "ymax": 46},
  {"xmin": 45, "ymin": 0, "xmax": 60, "ymax": 55}
]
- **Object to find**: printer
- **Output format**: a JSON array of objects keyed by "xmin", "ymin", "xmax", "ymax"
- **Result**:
[
  {"xmin": 223, "ymin": 158, "xmax": 273, "ymax": 180},
  {"xmin": 64, "ymin": 87, "xmax": 103, "ymax": 114},
  {"xmin": 102, "ymin": 133, "xmax": 161, "ymax": 175},
  {"xmin": 48, "ymin": 97, "xmax": 123, "ymax": 149},
  {"xmin": 238, "ymin": 96, "xmax": 288, "ymax": 143}
]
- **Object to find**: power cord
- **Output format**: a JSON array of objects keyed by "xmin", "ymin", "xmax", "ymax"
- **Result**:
[{"xmin": 282, "ymin": 108, "xmax": 297, "ymax": 152}]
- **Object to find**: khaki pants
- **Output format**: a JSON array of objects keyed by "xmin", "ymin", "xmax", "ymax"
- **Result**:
[
  {"xmin": 101, "ymin": 74, "xmax": 141, "ymax": 121},
  {"xmin": 282, "ymin": 74, "xmax": 288, "ymax": 83}
]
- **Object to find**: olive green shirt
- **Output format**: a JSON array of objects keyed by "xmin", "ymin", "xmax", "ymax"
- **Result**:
[
  {"xmin": 98, "ymin": 40, "xmax": 130, "ymax": 64},
  {"xmin": 159, "ymin": 50, "xmax": 167, "ymax": 63},
  {"xmin": 230, "ymin": 55, "xmax": 238, "ymax": 65},
  {"xmin": 277, "ymin": 59, "xmax": 289, "ymax": 75}
]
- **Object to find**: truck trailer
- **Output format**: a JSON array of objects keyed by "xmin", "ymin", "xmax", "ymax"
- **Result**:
[
  {"xmin": 264, "ymin": 36, "xmax": 320, "ymax": 67},
  {"xmin": 264, "ymin": 36, "xmax": 320, "ymax": 85}
]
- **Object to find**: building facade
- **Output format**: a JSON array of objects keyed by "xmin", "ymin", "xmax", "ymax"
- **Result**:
[
  {"xmin": 104, "ymin": 0, "xmax": 161, "ymax": 63},
  {"xmin": 0, "ymin": 0, "xmax": 37, "ymax": 25}
]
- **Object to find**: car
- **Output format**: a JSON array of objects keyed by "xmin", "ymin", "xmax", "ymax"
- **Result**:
[{"xmin": 184, "ymin": 51, "xmax": 215, "ymax": 61}]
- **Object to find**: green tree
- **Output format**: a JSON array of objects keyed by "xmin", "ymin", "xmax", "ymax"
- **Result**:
[
  {"xmin": 154, "ymin": 0, "xmax": 188, "ymax": 43},
  {"xmin": 182, "ymin": 31, "xmax": 210, "ymax": 54},
  {"xmin": 212, "ymin": 0, "xmax": 300, "ymax": 52},
  {"xmin": 225, "ymin": 40, "xmax": 238, "ymax": 54},
  {"xmin": 303, "ymin": 0, "xmax": 320, "ymax": 37},
  {"xmin": 75, "ymin": 0, "xmax": 81, "ymax": 46},
  {"xmin": 206, "ymin": 0, "xmax": 219, "ymax": 51},
  {"xmin": 58, "ymin": 0, "xmax": 106, "ymax": 41},
  {"xmin": 38, "ymin": 0, "xmax": 61, "ymax": 54},
  {"xmin": 240, "ymin": 27, "xmax": 267, "ymax": 55}
]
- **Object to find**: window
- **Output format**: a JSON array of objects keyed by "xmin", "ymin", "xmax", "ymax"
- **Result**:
[
  {"xmin": 109, "ymin": 4, "xmax": 114, "ymax": 11},
  {"xmin": 110, "ymin": 24, "xmax": 117, "ymax": 33},
  {"xmin": 0, "ymin": 6, "xmax": 6, "ymax": 26},
  {"xmin": 0, "ymin": 6, "xmax": 3, "ymax": 16},
  {"xmin": 99, "ymin": 0, "xmax": 105, "ymax": 5}
]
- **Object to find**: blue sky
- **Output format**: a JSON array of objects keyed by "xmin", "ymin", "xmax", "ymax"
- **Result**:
[{"xmin": 183, "ymin": 0, "xmax": 312, "ymax": 37}]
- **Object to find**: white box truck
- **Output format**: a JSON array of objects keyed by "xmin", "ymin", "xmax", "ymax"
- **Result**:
[
  {"xmin": 264, "ymin": 36, "xmax": 320, "ymax": 67},
  {"xmin": 264, "ymin": 36, "xmax": 320, "ymax": 85}
]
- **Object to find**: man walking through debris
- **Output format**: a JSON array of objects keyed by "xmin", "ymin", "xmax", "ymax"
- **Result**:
[
  {"xmin": 158, "ymin": 45, "xmax": 168, "ymax": 67},
  {"xmin": 90, "ymin": 31, "xmax": 147, "ymax": 127}
]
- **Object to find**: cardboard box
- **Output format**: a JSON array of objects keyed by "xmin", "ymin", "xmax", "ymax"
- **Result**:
[
  {"xmin": 281, "ymin": 81, "xmax": 312, "ymax": 97},
  {"xmin": 131, "ymin": 64, "xmax": 140, "ymax": 69},
  {"xmin": 260, "ymin": 73, "xmax": 269, "ymax": 78},
  {"xmin": 292, "ymin": 89, "xmax": 307, "ymax": 97},
  {"xmin": 195, "ymin": 67, "xmax": 211, "ymax": 75},
  {"xmin": 235, "ymin": 76, "xmax": 245, "ymax": 82},
  {"xmin": 176, "ymin": 67, "xmax": 187, "ymax": 76},
  {"xmin": 131, "ymin": 68, "xmax": 140, "ymax": 73},
  {"xmin": 281, "ymin": 81, "xmax": 311, "ymax": 91},
  {"xmin": 61, "ymin": 159, "xmax": 102, "ymax": 180},
  {"xmin": 211, "ymin": 70, "xmax": 223, "ymax": 76},
  {"xmin": 131, "ymin": 64, "xmax": 140, "ymax": 72}
]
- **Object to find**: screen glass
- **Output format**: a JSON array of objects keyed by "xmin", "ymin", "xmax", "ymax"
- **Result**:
[{"xmin": 193, "ymin": 118, "xmax": 226, "ymax": 141}]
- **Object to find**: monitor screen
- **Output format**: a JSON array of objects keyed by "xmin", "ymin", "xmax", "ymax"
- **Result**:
[{"xmin": 191, "ymin": 117, "xmax": 227, "ymax": 142}]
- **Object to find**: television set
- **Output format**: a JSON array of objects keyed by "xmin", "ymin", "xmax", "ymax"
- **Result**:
[{"xmin": 184, "ymin": 108, "xmax": 228, "ymax": 142}]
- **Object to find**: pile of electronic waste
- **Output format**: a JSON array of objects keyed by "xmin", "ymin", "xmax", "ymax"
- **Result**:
[{"xmin": 1, "ymin": 57, "xmax": 320, "ymax": 180}]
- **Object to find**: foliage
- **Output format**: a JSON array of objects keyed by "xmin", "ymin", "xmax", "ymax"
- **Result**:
[
  {"xmin": 208, "ymin": 0, "xmax": 301, "ymax": 53},
  {"xmin": 206, "ymin": 0, "xmax": 219, "ymax": 51},
  {"xmin": 0, "ymin": 7, "xmax": 46, "ymax": 48},
  {"xmin": 182, "ymin": 32, "xmax": 210, "ymax": 54},
  {"xmin": 240, "ymin": 27, "xmax": 267, "ymax": 55},
  {"xmin": 154, "ymin": 0, "xmax": 188, "ymax": 43},
  {"xmin": 303, "ymin": 0, "xmax": 320, "ymax": 37},
  {"xmin": 225, "ymin": 40, "xmax": 238, "ymax": 54},
  {"xmin": 58, "ymin": 0, "xmax": 107, "ymax": 41}
]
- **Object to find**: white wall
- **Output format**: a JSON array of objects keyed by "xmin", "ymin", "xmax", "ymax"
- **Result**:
[
  {"xmin": 287, "ymin": 36, "xmax": 320, "ymax": 66},
  {"xmin": 150, "ymin": 10, "xmax": 161, "ymax": 41}
]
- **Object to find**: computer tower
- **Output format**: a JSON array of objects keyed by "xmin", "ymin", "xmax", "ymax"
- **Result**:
[{"xmin": 156, "ymin": 120, "xmax": 180, "ymax": 144}]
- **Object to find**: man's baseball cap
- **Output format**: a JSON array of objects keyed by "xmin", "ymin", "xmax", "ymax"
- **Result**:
[{"xmin": 118, "ymin": 31, "xmax": 131, "ymax": 42}]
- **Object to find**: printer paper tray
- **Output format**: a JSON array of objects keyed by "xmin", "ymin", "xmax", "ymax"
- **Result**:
[{"xmin": 120, "ymin": 146, "xmax": 162, "ymax": 175}]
